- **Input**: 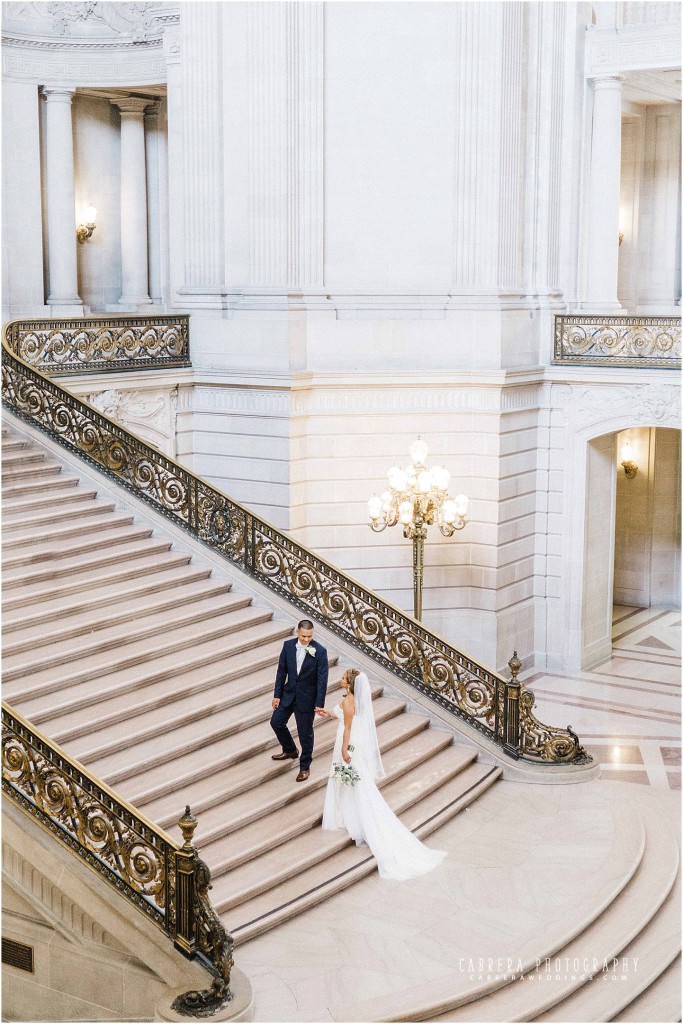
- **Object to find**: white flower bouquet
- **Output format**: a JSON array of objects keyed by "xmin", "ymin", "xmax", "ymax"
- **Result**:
[{"xmin": 332, "ymin": 745, "xmax": 360, "ymax": 785}]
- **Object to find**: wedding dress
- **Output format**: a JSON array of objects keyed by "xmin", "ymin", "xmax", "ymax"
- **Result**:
[{"xmin": 321, "ymin": 672, "xmax": 446, "ymax": 880}]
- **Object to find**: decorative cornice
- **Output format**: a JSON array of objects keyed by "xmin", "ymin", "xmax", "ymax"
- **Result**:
[{"xmin": 2, "ymin": 34, "xmax": 163, "ymax": 50}]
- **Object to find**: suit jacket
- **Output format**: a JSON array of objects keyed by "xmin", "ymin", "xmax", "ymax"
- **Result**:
[{"xmin": 274, "ymin": 638, "xmax": 328, "ymax": 711}]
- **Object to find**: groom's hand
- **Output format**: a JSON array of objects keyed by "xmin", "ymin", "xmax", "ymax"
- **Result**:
[
  {"xmin": 271, "ymin": 697, "xmax": 280, "ymax": 709},
  {"xmin": 314, "ymin": 706, "xmax": 325, "ymax": 716}
]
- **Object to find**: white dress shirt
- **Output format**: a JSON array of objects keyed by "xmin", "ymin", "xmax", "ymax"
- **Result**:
[{"xmin": 296, "ymin": 642, "xmax": 308, "ymax": 674}]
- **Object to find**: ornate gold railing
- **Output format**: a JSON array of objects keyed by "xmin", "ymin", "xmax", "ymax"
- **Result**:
[
  {"xmin": 2, "ymin": 316, "xmax": 589, "ymax": 765},
  {"xmin": 8, "ymin": 315, "xmax": 190, "ymax": 375},
  {"xmin": 553, "ymin": 314, "xmax": 681, "ymax": 368},
  {"xmin": 1, "ymin": 703, "xmax": 233, "ymax": 1016}
]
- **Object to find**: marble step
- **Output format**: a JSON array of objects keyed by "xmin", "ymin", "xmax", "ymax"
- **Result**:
[
  {"xmin": 45, "ymin": 637, "xmax": 294, "ymax": 743},
  {"xmin": 2, "ymin": 483, "xmax": 98, "ymax": 516},
  {"xmin": 15, "ymin": 619, "xmax": 292, "ymax": 727},
  {"xmin": 117, "ymin": 690, "xmax": 401, "ymax": 810},
  {"xmin": 3, "ymin": 574, "xmax": 230, "ymax": 657},
  {"xmin": 367, "ymin": 796, "xmax": 675, "ymax": 1024},
  {"xmin": 183, "ymin": 698, "xmax": 421, "ymax": 859},
  {"xmin": 611, "ymin": 953, "xmax": 681, "ymax": 1022},
  {"xmin": 1, "ymin": 496, "xmax": 117, "ymax": 535},
  {"xmin": 1, "ymin": 459, "xmax": 62, "ymax": 481},
  {"xmin": 2, "ymin": 534, "xmax": 173, "ymax": 589},
  {"xmin": 227, "ymin": 761, "xmax": 501, "ymax": 945},
  {"xmin": 1, "ymin": 438, "xmax": 29, "ymax": 453},
  {"xmin": 1, "ymin": 449, "xmax": 47, "ymax": 469},
  {"xmin": 2, "ymin": 560, "xmax": 212, "ymax": 633},
  {"xmin": 2, "ymin": 522, "xmax": 154, "ymax": 571},
  {"xmin": 3, "ymin": 589, "xmax": 253, "ymax": 682},
  {"xmin": 2, "ymin": 509, "xmax": 136, "ymax": 553},
  {"xmin": 201, "ymin": 718, "xmax": 457, "ymax": 883},
  {"xmin": 2, "ymin": 547, "xmax": 194, "ymax": 611},
  {"xmin": 2, "ymin": 469, "xmax": 78, "ymax": 498},
  {"xmin": 5, "ymin": 605, "xmax": 277, "ymax": 708}
]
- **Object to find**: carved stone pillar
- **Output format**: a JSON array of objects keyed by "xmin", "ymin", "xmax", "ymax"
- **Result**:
[
  {"xmin": 112, "ymin": 97, "xmax": 151, "ymax": 308},
  {"xmin": 583, "ymin": 75, "xmax": 623, "ymax": 312},
  {"xmin": 43, "ymin": 86, "xmax": 82, "ymax": 312}
]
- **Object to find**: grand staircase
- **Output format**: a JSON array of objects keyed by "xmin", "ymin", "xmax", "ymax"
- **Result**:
[
  {"xmin": 3, "ymin": 419, "xmax": 679, "ymax": 1023},
  {"xmin": 1, "ymin": 421, "xmax": 501, "ymax": 945}
]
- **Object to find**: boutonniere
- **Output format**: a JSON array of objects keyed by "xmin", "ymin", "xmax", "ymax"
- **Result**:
[{"xmin": 305, "ymin": 645, "xmax": 316, "ymax": 657}]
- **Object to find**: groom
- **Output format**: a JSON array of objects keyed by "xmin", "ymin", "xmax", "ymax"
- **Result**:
[{"xmin": 270, "ymin": 619, "xmax": 328, "ymax": 782}]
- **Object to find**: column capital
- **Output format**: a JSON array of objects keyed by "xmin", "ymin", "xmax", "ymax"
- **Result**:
[
  {"xmin": 144, "ymin": 101, "xmax": 161, "ymax": 119},
  {"xmin": 590, "ymin": 73, "xmax": 624, "ymax": 89},
  {"xmin": 42, "ymin": 86, "xmax": 76, "ymax": 102},
  {"xmin": 112, "ymin": 97, "xmax": 151, "ymax": 116}
]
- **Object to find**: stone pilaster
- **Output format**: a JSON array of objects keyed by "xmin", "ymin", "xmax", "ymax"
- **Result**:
[
  {"xmin": 112, "ymin": 97, "xmax": 151, "ymax": 308},
  {"xmin": 145, "ymin": 101, "xmax": 163, "ymax": 304},
  {"xmin": 43, "ymin": 86, "xmax": 82, "ymax": 311},
  {"xmin": 582, "ymin": 74, "xmax": 624, "ymax": 312},
  {"xmin": 637, "ymin": 104, "xmax": 681, "ymax": 313}
]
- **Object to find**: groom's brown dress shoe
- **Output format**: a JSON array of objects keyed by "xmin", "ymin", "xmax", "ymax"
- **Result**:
[
  {"xmin": 296, "ymin": 770, "xmax": 310, "ymax": 782},
  {"xmin": 272, "ymin": 749, "xmax": 299, "ymax": 761}
]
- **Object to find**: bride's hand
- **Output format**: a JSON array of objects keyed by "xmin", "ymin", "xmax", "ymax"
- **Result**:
[{"xmin": 342, "ymin": 747, "xmax": 351, "ymax": 764}]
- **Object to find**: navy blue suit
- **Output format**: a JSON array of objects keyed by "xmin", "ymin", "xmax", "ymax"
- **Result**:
[{"xmin": 270, "ymin": 638, "xmax": 328, "ymax": 771}]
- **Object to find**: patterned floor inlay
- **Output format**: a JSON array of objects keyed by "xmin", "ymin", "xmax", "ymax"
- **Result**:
[{"xmin": 520, "ymin": 607, "xmax": 681, "ymax": 790}]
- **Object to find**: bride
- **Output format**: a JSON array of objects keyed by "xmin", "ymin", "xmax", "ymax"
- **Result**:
[{"xmin": 320, "ymin": 668, "xmax": 446, "ymax": 880}]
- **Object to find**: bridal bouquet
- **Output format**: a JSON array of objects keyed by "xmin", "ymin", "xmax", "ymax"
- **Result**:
[{"xmin": 332, "ymin": 745, "xmax": 360, "ymax": 785}]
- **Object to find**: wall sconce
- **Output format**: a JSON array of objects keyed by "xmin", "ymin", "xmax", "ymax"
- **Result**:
[
  {"xmin": 77, "ymin": 205, "xmax": 97, "ymax": 244},
  {"xmin": 621, "ymin": 441, "xmax": 638, "ymax": 479},
  {"xmin": 618, "ymin": 230, "xmax": 624, "ymax": 247}
]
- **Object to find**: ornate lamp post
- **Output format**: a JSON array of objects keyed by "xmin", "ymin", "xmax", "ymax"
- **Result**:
[{"xmin": 367, "ymin": 438, "xmax": 469, "ymax": 621}]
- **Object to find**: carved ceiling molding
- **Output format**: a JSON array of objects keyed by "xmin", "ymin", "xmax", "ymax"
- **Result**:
[{"xmin": 2, "ymin": 1, "xmax": 179, "ymax": 47}]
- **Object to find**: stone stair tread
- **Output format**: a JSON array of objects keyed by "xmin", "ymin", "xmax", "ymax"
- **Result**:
[
  {"xmin": 2, "ymin": 509, "xmax": 136, "ymax": 551},
  {"xmin": 2, "ymin": 522, "xmax": 154, "ymax": 571},
  {"xmin": 0, "ymin": 449, "xmax": 45, "ymax": 467},
  {"xmin": 185, "ymin": 708, "xmax": 434, "ymax": 854},
  {"xmin": 208, "ymin": 734, "xmax": 461, "ymax": 912},
  {"xmin": 3, "ymin": 589, "xmax": 253, "ymax": 681},
  {"xmin": 46, "ymin": 640, "xmax": 292, "ymax": 742},
  {"xmin": 351, "ymin": 795, "xmax": 667, "ymax": 1024},
  {"xmin": 2, "ymin": 561, "xmax": 212, "ymax": 631},
  {"xmin": 533, "ymin": 856, "xmax": 681, "ymax": 1022},
  {"xmin": 3, "ymin": 575, "xmax": 231, "ymax": 656},
  {"xmin": 2, "ymin": 548, "xmax": 194, "ymax": 611},
  {"xmin": 3, "ymin": 534, "xmax": 173, "ymax": 587},
  {"xmin": 2, "ymin": 485, "xmax": 99, "ymax": 515},
  {"xmin": 2, "ymin": 460, "xmax": 62, "ymax": 480},
  {"xmin": 611, "ymin": 953, "xmax": 681, "ymax": 1022},
  {"xmin": 68, "ymin": 653, "xmax": 287, "ymax": 762},
  {"xmin": 1, "ymin": 439, "xmax": 30, "ymax": 453},
  {"xmin": 2, "ymin": 470, "xmax": 75, "ymax": 496},
  {"xmin": 117, "ymin": 692, "xmax": 403, "ymax": 808},
  {"xmin": 226, "ymin": 760, "xmax": 497, "ymax": 943},
  {"xmin": 6, "ymin": 608, "xmax": 281, "ymax": 708},
  {"xmin": 15, "ymin": 620, "xmax": 291, "ymax": 726},
  {"xmin": 1, "ymin": 496, "xmax": 116, "ymax": 534}
]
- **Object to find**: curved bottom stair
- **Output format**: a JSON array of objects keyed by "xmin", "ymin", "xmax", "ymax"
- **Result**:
[{"xmin": 1, "ymin": 418, "xmax": 501, "ymax": 946}]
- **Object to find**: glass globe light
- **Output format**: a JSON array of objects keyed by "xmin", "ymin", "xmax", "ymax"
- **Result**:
[
  {"xmin": 388, "ymin": 466, "xmax": 407, "ymax": 491},
  {"xmin": 417, "ymin": 470, "xmax": 431, "ymax": 493},
  {"xmin": 368, "ymin": 495, "xmax": 383, "ymax": 520},
  {"xmin": 399, "ymin": 500, "xmax": 413, "ymax": 525},
  {"xmin": 621, "ymin": 441, "xmax": 633, "ymax": 463},
  {"xmin": 454, "ymin": 493, "xmax": 469, "ymax": 517},
  {"xmin": 442, "ymin": 499, "xmax": 457, "ymax": 524},
  {"xmin": 409, "ymin": 438, "xmax": 429, "ymax": 465}
]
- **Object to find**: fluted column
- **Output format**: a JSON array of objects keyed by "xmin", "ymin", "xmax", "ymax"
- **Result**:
[
  {"xmin": 113, "ymin": 97, "xmax": 151, "ymax": 307},
  {"xmin": 583, "ymin": 75, "xmax": 623, "ymax": 312},
  {"xmin": 43, "ymin": 87, "xmax": 81, "ymax": 309}
]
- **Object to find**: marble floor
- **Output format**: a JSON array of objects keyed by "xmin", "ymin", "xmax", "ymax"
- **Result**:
[{"xmin": 521, "ymin": 607, "xmax": 681, "ymax": 791}]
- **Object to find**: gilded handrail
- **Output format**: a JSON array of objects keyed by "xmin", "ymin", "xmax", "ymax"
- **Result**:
[
  {"xmin": 1, "ymin": 703, "xmax": 234, "ymax": 1013},
  {"xmin": 9, "ymin": 314, "xmax": 190, "ymax": 374},
  {"xmin": 2, "ymin": 316, "xmax": 589, "ymax": 765},
  {"xmin": 553, "ymin": 314, "xmax": 681, "ymax": 368}
]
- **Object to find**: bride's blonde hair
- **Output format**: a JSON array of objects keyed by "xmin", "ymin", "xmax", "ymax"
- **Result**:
[{"xmin": 345, "ymin": 668, "xmax": 360, "ymax": 694}]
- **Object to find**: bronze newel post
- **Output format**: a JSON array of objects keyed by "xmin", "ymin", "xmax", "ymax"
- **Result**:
[
  {"xmin": 174, "ymin": 805, "xmax": 199, "ymax": 957},
  {"xmin": 503, "ymin": 651, "xmax": 523, "ymax": 758}
]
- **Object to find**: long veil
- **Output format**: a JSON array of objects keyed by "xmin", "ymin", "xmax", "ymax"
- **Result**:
[{"xmin": 353, "ymin": 672, "xmax": 386, "ymax": 781}]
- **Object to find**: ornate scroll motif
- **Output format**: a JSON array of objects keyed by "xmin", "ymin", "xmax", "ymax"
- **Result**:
[
  {"xmin": 1, "ymin": 705, "xmax": 171, "ymax": 923},
  {"xmin": 2, "ymin": 316, "xmax": 590, "ymax": 766},
  {"xmin": 553, "ymin": 315, "xmax": 681, "ymax": 368},
  {"xmin": 519, "ymin": 690, "xmax": 591, "ymax": 763},
  {"xmin": 8, "ymin": 316, "xmax": 190, "ymax": 375}
]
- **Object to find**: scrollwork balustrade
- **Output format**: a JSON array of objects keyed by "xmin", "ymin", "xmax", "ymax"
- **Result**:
[
  {"xmin": 2, "ymin": 317, "xmax": 590, "ymax": 766},
  {"xmin": 1, "ymin": 704, "xmax": 234, "ymax": 1014},
  {"xmin": 553, "ymin": 315, "xmax": 681, "ymax": 368}
]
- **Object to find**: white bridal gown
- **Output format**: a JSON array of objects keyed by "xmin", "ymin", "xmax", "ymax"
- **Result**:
[{"xmin": 321, "ymin": 701, "xmax": 446, "ymax": 880}]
